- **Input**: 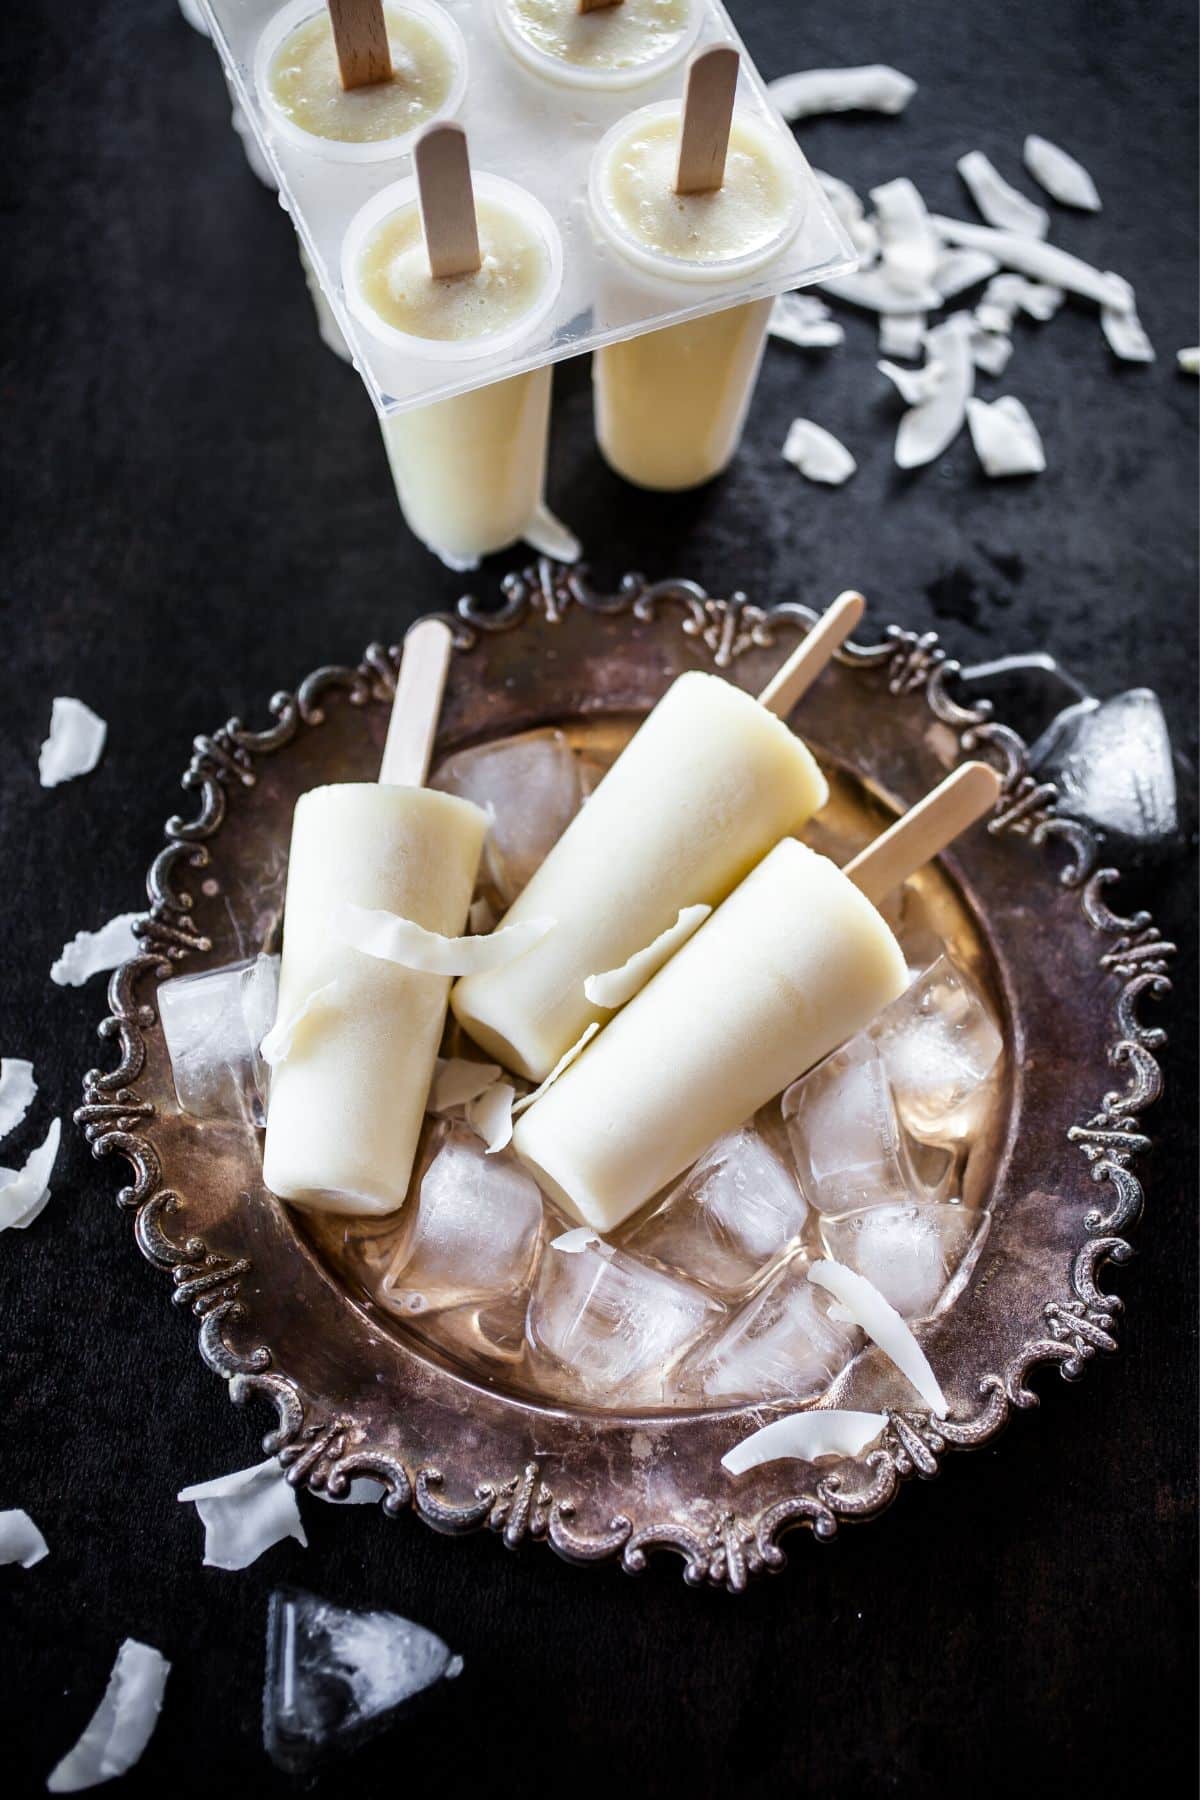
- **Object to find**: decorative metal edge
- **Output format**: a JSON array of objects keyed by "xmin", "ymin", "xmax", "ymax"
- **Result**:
[{"xmin": 74, "ymin": 562, "xmax": 1175, "ymax": 1593}]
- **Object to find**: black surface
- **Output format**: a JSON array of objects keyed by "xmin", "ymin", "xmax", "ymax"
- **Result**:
[{"xmin": 2, "ymin": 3, "xmax": 1197, "ymax": 1796}]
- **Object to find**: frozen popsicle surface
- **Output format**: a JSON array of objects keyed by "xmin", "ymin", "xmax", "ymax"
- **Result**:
[
  {"xmin": 262, "ymin": 783, "xmax": 486, "ymax": 1216},
  {"xmin": 451, "ymin": 671, "xmax": 828, "ymax": 1080}
]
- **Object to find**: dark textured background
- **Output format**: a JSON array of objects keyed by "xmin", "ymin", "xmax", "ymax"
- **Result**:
[{"xmin": 2, "ymin": 2, "xmax": 1197, "ymax": 1795}]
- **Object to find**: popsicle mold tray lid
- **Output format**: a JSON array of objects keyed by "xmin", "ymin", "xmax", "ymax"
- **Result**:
[
  {"xmin": 198, "ymin": 0, "xmax": 854, "ymax": 412},
  {"xmin": 74, "ymin": 568, "xmax": 1174, "ymax": 1590}
]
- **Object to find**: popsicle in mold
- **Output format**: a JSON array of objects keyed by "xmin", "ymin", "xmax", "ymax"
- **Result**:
[
  {"xmin": 451, "ymin": 591, "xmax": 865, "ymax": 1081},
  {"xmin": 262, "ymin": 620, "xmax": 487, "ymax": 1216},
  {"xmin": 511, "ymin": 762, "xmax": 1003, "ymax": 1233}
]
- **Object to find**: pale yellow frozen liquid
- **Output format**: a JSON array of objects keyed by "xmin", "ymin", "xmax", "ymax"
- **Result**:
[
  {"xmin": 357, "ymin": 196, "xmax": 556, "ymax": 564},
  {"xmin": 511, "ymin": 840, "xmax": 910, "ymax": 1233},
  {"xmin": 266, "ymin": 5, "xmax": 457, "ymax": 145},
  {"xmin": 500, "ymin": 0, "xmax": 692, "ymax": 75},
  {"xmin": 593, "ymin": 111, "xmax": 797, "ymax": 490}
]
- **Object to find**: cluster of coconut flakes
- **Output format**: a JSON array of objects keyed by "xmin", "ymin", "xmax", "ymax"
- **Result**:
[{"xmin": 767, "ymin": 65, "xmax": 1198, "ymax": 485}]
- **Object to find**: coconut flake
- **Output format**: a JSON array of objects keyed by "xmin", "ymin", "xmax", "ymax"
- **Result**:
[
  {"xmin": 1023, "ymin": 134, "xmax": 1102, "ymax": 211},
  {"xmin": 877, "ymin": 313, "xmax": 927, "ymax": 359},
  {"xmin": 0, "ymin": 1507, "xmax": 49, "ymax": 1567},
  {"xmin": 722, "ymin": 1409, "xmax": 890, "ymax": 1475},
  {"xmin": 934, "ymin": 247, "xmax": 1001, "ymax": 302},
  {"xmin": 551, "ymin": 1227, "xmax": 601, "ymax": 1254},
  {"xmin": 429, "ymin": 1056, "xmax": 503, "ymax": 1113},
  {"xmin": 871, "ymin": 177, "xmax": 940, "ymax": 297},
  {"xmin": 583, "ymin": 906, "xmax": 710, "ymax": 1010},
  {"xmin": 50, "ymin": 913, "xmax": 141, "ymax": 987},
  {"xmin": 820, "ymin": 265, "xmax": 942, "ymax": 315},
  {"xmin": 975, "ymin": 271, "xmax": 1065, "ymax": 334},
  {"xmin": 0, "ymin": 1059, "xmax": 36, "ymax": 1144},
  {"xmin": 1100, "ymin": 275, "xmax": 1155, "ymax": 363},
  {"xmin": 894, "ymin": 314, "xmax": 974, "ymax": 469},
  {"xmin": 46, "ymin": 1639, "xmax": 170, "ymax": 1794},
  {"xmin": 464, "ymin": 1081, "xmax": 516, "ymax": 1154},
  {"xmin": 1177, "ymin": 347, "xmax": 1200, "ymax": 375},
  {"xmin": 468, "ymin": 897, "xmax": 496, "ymax": 935},
  {"xmin": 968, "ymin": 323, "xmax": 1014, "ymax": 377},
  {"xmin": 878, "ymin": 358, "xmax": 944, "ymax": 406},
  {"xmin": 967, "ymin": 396, "xmax": 1046, "ymax": 476},
  {"xmin": 932, "ymin": 216, "xmax": 1128, "ymax": 309},
  {"xmin": 511, "ymin": 1023, "xmax": 601, "ymax": 1118},
  {"xmin": 782, "ymin": 419, "xmax": 857, "ymax": 485},
  {"xmin": 812, "ymin": 171, "xmax": 880, "ymax": 262},
  {"xmin": 769, "ymin": 65, "xmax": 916, "ymax": 121},
  {"xmin": 259, "ymin": 980, "xmax": 340, "ymax": 1070},
  {"xmin": 523, "ymin": 503, "xmax": 581, "ymax": 565},
  {"xmin": 956, "ymin": 151, "xmax": 1048, "ymax": 239},
  {"xmin": 333, "ymin": 903, "xmax": 554, "ymax": 977},
  {"xmin": 38, "ymin": 697, "xmax": 107, "ymax": 789},
  {"xmin": 769, "ymin": 293, "xmax": 845, "ymax": 350},
  {"xmin": 0, "ymin": 1117, "xmax": 61, "ymax": 1231},
  {"xmin": 808, "ymin": 1259, "xmax": 948, "ymax": 1415},
  {"xmin": 177, "ymin": 1455, "xmax": 307, "ymax": 1570}
]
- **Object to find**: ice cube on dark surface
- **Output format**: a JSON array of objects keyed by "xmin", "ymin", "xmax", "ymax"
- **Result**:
[
  {"xmin": 263, "ymin": 1587, "xmax": 461, "ymax": 1773},
  {"xmin": 1027, "ymin": 688, "xmax": 1181, "ymax": 860}
]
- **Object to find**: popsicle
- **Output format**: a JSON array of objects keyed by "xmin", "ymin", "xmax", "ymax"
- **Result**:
[
  {"xmin": 492, "ymin": 0, "xmax": 701, "ymax": 91},
  {"xmin": 510, "ymin": 762, "xmax": 1003, "ymax": 1232},
  {"xmin": 262, "ymin": 620, "xmax": 487, "ymax": 1216},
  {"xmin": 451, "ymin": 591, "xmax": 864, "ymax": 1081}
]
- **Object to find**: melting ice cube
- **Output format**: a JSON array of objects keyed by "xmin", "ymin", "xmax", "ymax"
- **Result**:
[
  {"xmin": 158, "ymin": 954, "xmax": 279, "ymax": 1126},
  {"xmin": 381, "ymin": 1127, "xmax": 544, "ymax": 1317},
  {"xmin": 783, "ymin": 1036, "xmax": 917, "ymax": 1214},
  {"xmin": 674, "ymin": 1257, "xmax": 861, "ymax": 1406},
  {"xmin": 626, "ymin": 1123, "xmax": 808, "ymax": 1293},
  {"xmin": 431, "ymin": 730, "xmax": 583, "ymax": 903},
  {"xmin": 871, "ymin": 957, "xmax": 1002, "ymax": 1143},
  {"xmin": 1027, "ymin": 689, "xmax": 1181, "ymax": 863},
  {"xmin": 526, "ymin": 1238, "xmax": 719, "ymax": 1406},
  {"xmin": 819, "ymin": 1202, "xmax": 987, "ymax": 1318},
  {"xmin": 263, "ymin": 1587, "xmax": 461, "ymax": 1773}
]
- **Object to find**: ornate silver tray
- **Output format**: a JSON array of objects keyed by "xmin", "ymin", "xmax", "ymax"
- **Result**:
[{"xmin": 74, "ymin": 564, "xmax": 1174, "ymax": 1591}]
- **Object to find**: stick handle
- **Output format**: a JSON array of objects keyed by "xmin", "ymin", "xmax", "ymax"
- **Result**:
[
  {"xmin": 414, "ymin": 124, "xmax": 481, "ymax": 280},
  {"xmin": 326, "ymin": 0, "xmax": 391, "ymax": 90},
  {"xmin": 756, "ymin": 591, "xmax": 865, "ymax": 717},
  {"xmin": 379, "ymin": 618, "xmax": 454, "ymax": 788},
  {"xmin": 675, "ymin": 46, "xmax": 739, "ymax": 195},
  {"xmin": 844, "ymin": 762, "xmax": 1002, "ymax": 905},
  {"xmin": 578, "ymin": 0, "xmax": 622, "ymax": 11}
]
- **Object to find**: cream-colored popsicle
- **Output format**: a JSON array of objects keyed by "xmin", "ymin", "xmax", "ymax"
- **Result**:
[{"xmin": 493, "ymin": 0, "xmax": 699, "ymax": 88}]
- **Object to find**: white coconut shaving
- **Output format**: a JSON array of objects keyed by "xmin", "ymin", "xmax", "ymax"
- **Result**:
[
  {"xmin": 1023, "ymin": 134, "xmax": 1101, "ymax": 211},
  {"xmin": 769, "ymin": 65, "xmax": 916, "ymax": 121},
  {"xmin": 721, "ymin": 1409, "xmax": 890, "ymax": 1476},
  {"xmin": 769, "ymin": 293, "xmax": 845, "ymax": 350},
  {"xmin": 0, "ymin": 1507, "xmax": 49, "ymax": 1567},
  {"xmin": 464, "ymin": 1081, "xmax": 517, "ymax": 1154},
  {"xmin": 1178, "ymin": 347, "xmax": 1200, "ymax": 375},
  {"xmin": 332, "ymin": 902, "xmax": 554, "ymax": 977},
  {"xmin": 511, "ymin": 1023, "xmax": 601, "ymax": 1117},
  {"xmin": 46, "ymin": 1639, "xmax": 170, "ymax": 1794},
  {"xmin": 258, "ymin": 980, "xmax": 340, "ymax": 1070},
  {"xmin": 50, "ymin": 912, "xmax": 142, "ymax": 988},
  {"xmin": 808, "ymin": 1260, "xmax": 948, "ymax": 1415},
  {"xmin": 956, "ymin": 151, "xmax": 1048, "ymax": 239},
  {"xmin": 894, "ymin": 314, "xmax": 974, "ymax": 469},
  {"xmin": 551, "ymin": 1227, "xmax": 601, "ymax": 1254},
  {"xmin": 1099, "ymin": 274, "xmax": 1155, "ymax": 363},
  {"xmin": 177, "ymin": 1455, "xmax": 307, "ymax": 1571},
  {"xmin": 968, "ymin": 323, "xmax": 1015, "ymax": 376},
  {"xmin": 0, "ymin": 1117, "xmax": 61, "ymax": 1231},
  {"xmin": 583, "ymin": 906, "xmax": 710, "ymax": 1010},
  {"xmin": 820, "ymin": 265, "xmax": 943, "ymax": 315},
  {"xmin": 468, "ymin": 897, "xmax": 496, "ymax": 935},
  {"xmin": 782, "ymin": 419, "xmax": 857, "ymax": 485},
  {"xmin": 877, "ymin": 313, "xmax": 927, "ymax": 359},
  {"xmin": 428, "ymin": 1056, "xmax": 503, "ymax": 1113},
  {"xmin": 934, "ymin": 247, "xmax": 1001, "ymax": 302},
  {"xmin": 966, "ymin": 396, "xmax": 1047, "ymax": 476},
  {"xmin": 38, "ymin": 697, "xmax": 108, "ymax": 789},
  {"xmin": 523, "ymin": 504, "xmax": 581, "ymax": 565},
  {"xmin": 871, "ymin": 177, "xmax": 940, "ymax": 297},
  {"xmin": 932, "ymin": 216, "xmax": 1128, "ymax": 309},
  {"xmin": 812, "ymin": 171, "xmax": 880, "ymax": 262},
  {"xmin": 0, "ymin": 1059, "xmax": 36, "ymax": 1144},
  {"xmin": 877, "ymin": 358, "xmax": 944, "ymax": 407},
  {"xmin": 975, "ymin": 271, "xmax": 1065, "ymax": 334}
]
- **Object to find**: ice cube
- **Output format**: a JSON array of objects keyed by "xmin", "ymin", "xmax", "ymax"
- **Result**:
[
  {"xmin": 431, "ymin": 730, "xmax": 583, "ymax": 904},
  {"xmin": 783, "ymin": 1036, "xmax": 917, "ymax": 1214},
  {"xmin": 673, "ymin": 1257, "xmax": 861, "ymax": 1406},
  {"xmin": 526, "ymin": 1238, "xmax": 720, "ymax": 1406},
  {"xmin": 871, "ymin": 957, "xmax": 1002, "ymax": 1143},
  {"xmin": 625, "ymin": 1124, "xmax": 808, "ymax": 1293},
  {"xmin": 1027, "ymin": 688, "xmax": 1182, "ymax": 864},
  {"xmin": 381, "ymin": 1127, "xmax": 544, "ymax": 1317},
  {"xmin": 263, "ymin": 1587, "xmax": 461, "ymax": 1774},
  {"xmin": 819, "ymin": 1202, "xmax": 987, "ymax": 1318},
  {"xmin": 158, "ymin": 954, "xmax": 279, "ymax": 1126}
]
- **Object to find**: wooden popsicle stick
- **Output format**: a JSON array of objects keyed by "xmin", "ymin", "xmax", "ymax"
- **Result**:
[
  {"xmin": 379, "ymin": 618, "xmax": 454, "ymax": 788},
  {"xmin": 844, "ymin": 762, "xmax": 1003, "ymax": 906},
  {"xmin": 757, "ymin": 591, "xmax": 865, "ymax": 718},
  {"xmin": 578, "ymin": 0, "xmax": 623, "ymax": 11},
  {"xmin": 675, "ymin": 46, "xmax": 739, "ymax": 195},
  {"xmin": 414, "ymin": 123, "xmax": 482, "ymax": 280},
  {"xmin": 327, "ymin": 0, "xmax": 392, "ymax": 91}
]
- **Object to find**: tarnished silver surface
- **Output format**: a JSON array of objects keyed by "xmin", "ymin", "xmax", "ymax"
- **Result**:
[{"xmin": 74, "ymin": 563, "xmax": 1174, "ymax": 1590}]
